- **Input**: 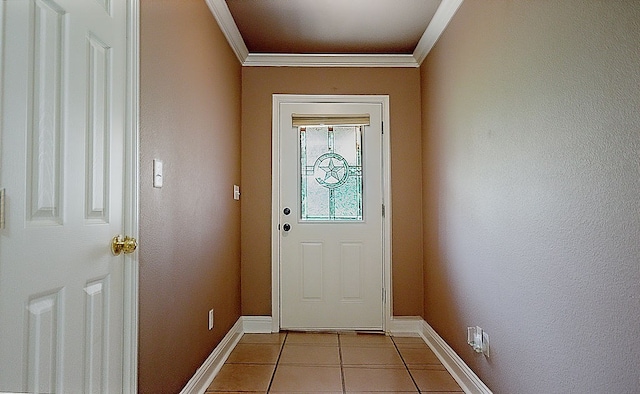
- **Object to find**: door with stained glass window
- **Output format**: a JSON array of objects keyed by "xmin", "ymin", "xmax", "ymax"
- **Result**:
[{"xmin": 279, "ymin": 101, "xmax": 384, "ymax": 330}]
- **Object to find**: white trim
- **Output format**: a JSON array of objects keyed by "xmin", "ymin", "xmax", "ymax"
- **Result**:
[
  {"xmin": 381, "ymin": 101, "xmax": 392, "ymax": 332},
  {"xmin": 244, "ymin": 53, "xmax": 419, "ymax": 68},
  {"xmin": 242, "ymin": 316, "xmax": 273, "ymax": 334},
  {"xmin": 122, "ymin": 0, "xmax": 140, "ymax": 392},
  {"xmin": 387, "ymin": 316, "xmax": 424, "ymax": 337},
  {"xmin": 271, "ymin": 96, "xmax": 281, "ymax": 333},
  {"xmin": 413, "ymin": 0, "xmax": 464, "ymax": 65},
  {"xmin": 271, "ymin": 94, "xmax": 391, "ymax": 333},
  {"xmin": 203, "ymin": 0, "xmax": 249, "ymax": 64},
  {"xmin": 418, "ymin": 320, "xmax": 493, "ymax": 394},
  {"xmin": 179, "ymin": 318, "xmax": 244, "ymax": 394},
  {"xmin": 205, "ymin": 0, "xmax": 463, "ymax": 67}
]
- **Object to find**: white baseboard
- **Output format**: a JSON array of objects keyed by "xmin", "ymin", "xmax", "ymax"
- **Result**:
[
  {"xmin": 417, "ymin": 319, "xmax": 493, "ymax": 394},
  {"xmin": 242, "ymin": 315, "xmax": 273, "ymax": 333},
  {"xmin": 387, "ymin": 316, "xmax": 424, "ymax": 336},
  {"xmin": 181, "ymin": 315, "xmax": 491, "ymax": 394},
  {"xmin": 179, "ymin": 318, "xmax": 244, "ymax": 394}
]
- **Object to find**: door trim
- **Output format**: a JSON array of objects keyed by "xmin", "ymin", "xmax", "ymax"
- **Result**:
[
  {"xmin": 123, "ymin": 0, "xmax": 140, "ymax": 392},
  {"xmin": 271, "ymin": 94, "xmax": 392, "ymax": 333}
]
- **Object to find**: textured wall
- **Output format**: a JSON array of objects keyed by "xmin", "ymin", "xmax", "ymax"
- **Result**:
[
  {"xmin": 241, "ymin": 67, "xmax": 424, "ymax": 317},
  {"xmin": 421, "ymin": 1, "xmax": 640, "ymax": 393},
  {"xmin": 139, "ymin": 0, "xmax": 242, "ymax": 392}
]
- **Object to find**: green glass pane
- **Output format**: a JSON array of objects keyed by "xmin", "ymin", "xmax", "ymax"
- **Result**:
[{"xmin": 300, "ymin": 125, "xmax": 363, "ymax": 221}]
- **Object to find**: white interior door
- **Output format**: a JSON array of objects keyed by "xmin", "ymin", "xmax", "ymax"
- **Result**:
[
  {"xmin": 279, "ymin": 101, "xmax": 384, "ymax": 330},
  {"xmin": 0, "ymin": 0, "xmax": 129, "ymax": 392}
]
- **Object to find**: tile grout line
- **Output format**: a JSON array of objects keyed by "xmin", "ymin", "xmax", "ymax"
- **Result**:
[
  {"xmin": 391, "ymin": 336, "xmax": 422, "ymax": 393},
  {"xmin": 266, "ymin": 332, "xmax": 288, "ymax": 393},
  {"xmin": 338, "ymin": 334, "xmax": 346, "ymax": 394}
]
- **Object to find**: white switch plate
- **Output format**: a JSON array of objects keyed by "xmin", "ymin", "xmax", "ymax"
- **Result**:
[
  {"xmin": 233, "ymin": 185, "xmax": 240, "ymax": 200},
  {"xmin": 153, "ymin": 160, "xmax": 163, "ymax": 188},
  {"xmin": 208, "ymin": 309, "xmax": 214, "ymax": 330}
]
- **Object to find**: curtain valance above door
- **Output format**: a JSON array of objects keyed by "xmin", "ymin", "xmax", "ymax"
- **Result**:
[{"xmin": 291, "ymin": 113, "xmax": 370, "ymax": 127}]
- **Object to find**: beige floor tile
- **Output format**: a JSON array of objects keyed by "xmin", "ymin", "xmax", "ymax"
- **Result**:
[
  {"xmin": 339, "ymin": 333, "xmax": 394, "ymax": 347},
  {"xmin": 409, "ymin": 368, "xmax": 463, "ymax": 392},
  {"xmin": 397, "ymin": 346, "xmax": 441, "ymax": 366},
  {"xmin": 285, "ymin": 332, "xmax": 339, "ymax": 346},
  {"xmin": 206, "ymin": 363, "xmax": 274, "ymax": 392},
  {"xmin": 279, "ymin": 344, "xmax": 341, "ymax": 365},
  {"xmin": 395, "ymin": 342, "xmax": 432, "ymax": 351},
  {"xmin": 392, "ymin": 336, "xmax": 429, "ymax": 349},
  {"xmin": 408, "ymin": 364, "xmax": 447, "ymax": 371},
  {"xmin": 239, "ymin": 333, "xmax": 286, "ymax": 345},
  {"xmin": 226, "ymin": 343, "xmax": 281, "ymax": 364},
  {"xmin": 269, "ymin": 365, "xmax": 343, "ymax": 392},
  {"xmin": 341, "ymin": 346, "xmax": 404, "ymax": 366},
  {"xmin": 343, "ymin": 367, "xmax": 417, "ymax": 392}
]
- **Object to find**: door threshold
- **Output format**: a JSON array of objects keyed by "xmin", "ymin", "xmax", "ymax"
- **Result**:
[{"xmin": 282, "ymin": 329, "xmax": 387, "ymax": 335}]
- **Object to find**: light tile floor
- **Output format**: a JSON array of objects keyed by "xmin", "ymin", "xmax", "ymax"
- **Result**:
[{"xmin": 206, "ymin": 332, "xmax": 463, "ymax": 393}]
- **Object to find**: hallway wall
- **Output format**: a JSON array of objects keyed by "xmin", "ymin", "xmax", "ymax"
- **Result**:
[
  {"xmin": 421, "ymin": 1, "xmax": 640, "ymax": 392},
  {"xmin": 241, "ymin": 67, "xmax": 424, "ymax": 317},
  {"xmin": 139, "ymin": 0, "xmax": 242, "ymax": 392}
]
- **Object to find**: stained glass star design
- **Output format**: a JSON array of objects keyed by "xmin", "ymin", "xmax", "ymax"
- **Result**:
[{"xmin": 319, "ymin": 158, "xmax": 345, "ymax": 183}]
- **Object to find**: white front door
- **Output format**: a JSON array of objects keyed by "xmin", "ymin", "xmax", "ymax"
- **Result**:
[
  {"xmin": 278, "ymin": 100, "xmax": 384, "ymax": 330},
  {"xmin": 0, "ymin": 0, "xmax": 129, "ymax": 392}
]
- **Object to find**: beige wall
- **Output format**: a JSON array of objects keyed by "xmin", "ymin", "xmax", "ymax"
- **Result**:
[
  {"xmin": 421, "ymin": 1, "xmax": 640, "ymax": 392},
  {"xmin": 241, "ymin": 67, "xmax": 424, "ymax": 317},
  {"xmin": 139, "ymin": 0, "xmax": 242, "ymax": 392}
]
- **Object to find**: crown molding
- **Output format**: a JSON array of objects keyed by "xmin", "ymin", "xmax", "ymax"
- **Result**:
[
  {"xmin": 413, "ymin": 0, "xmax": 464, "ymax": 65},
  {"xmin": 204, "ymin": 0, "xmax": 249, "ymax": 63},
  {"xmin": 206, "ymin": 0, "xmax": 463, "ymax": 68},
  {"xmin": 243, "ymin": 53, "xmax": 419, "ymax": 68}
]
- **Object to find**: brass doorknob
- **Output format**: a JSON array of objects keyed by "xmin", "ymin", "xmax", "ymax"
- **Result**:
[{"xmin": 111, "ymin": 235, "xmax": 138, "ymax": 255}]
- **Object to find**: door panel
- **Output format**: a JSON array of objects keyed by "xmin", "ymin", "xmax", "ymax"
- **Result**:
[
  {"xmin": 279, "ymin": 102, "xmax": 384, "ymax": 330},
  {"xmin": 0, "ymin": 0, "xmax": 127, "ymax": 392}
]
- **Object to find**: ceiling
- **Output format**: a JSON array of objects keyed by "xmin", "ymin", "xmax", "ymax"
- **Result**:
[{"xmin": 204, "ymin": 0, "xmax": 464, "ymax": 67}]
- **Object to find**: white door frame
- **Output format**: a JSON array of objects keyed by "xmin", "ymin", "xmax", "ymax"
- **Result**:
[
  {"xmin": 271, "ymin": 94, "xmax": 392, "ymax": 333},
  {"xmin": 123, "ymin": 0, "xmax": 140, "ymax": 392}
]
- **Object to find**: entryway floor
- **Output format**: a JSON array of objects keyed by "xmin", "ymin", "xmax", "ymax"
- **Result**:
[{"xmin": 206, "ymin": 331, "xmax": 463, "ymax": 393}]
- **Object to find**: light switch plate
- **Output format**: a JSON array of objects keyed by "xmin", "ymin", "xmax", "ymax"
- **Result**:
[
  {"xmin": 153, "ymin": 160, "xmax": 163, "ymax": 188},
  {"xmin": 233, "ymin": 185, "xmax": 240, "ymax": 200}
]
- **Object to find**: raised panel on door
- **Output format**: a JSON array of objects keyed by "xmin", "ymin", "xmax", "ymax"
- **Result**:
[
  {"xmin": 27, "ymin": 290, "xmax": 63, "ymax": 393},
  {"xmin": 340, "ymin": 242, "xmax": 364, "ymax": 301},
  {"xmin": 86, "ymin": 33, "xmax": 112, "ymax": 223},
  {"xmin": 27, "ymin": 0, "xmax": 65, "ymax": 225}
]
